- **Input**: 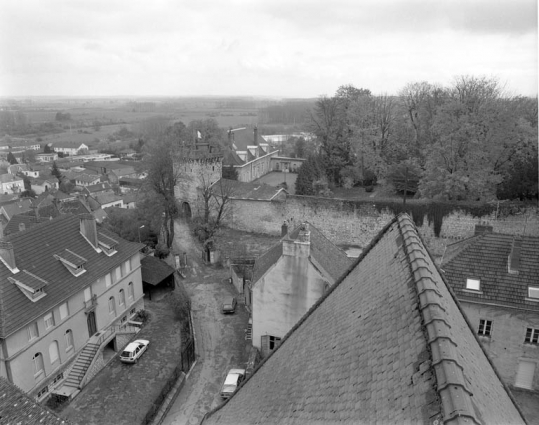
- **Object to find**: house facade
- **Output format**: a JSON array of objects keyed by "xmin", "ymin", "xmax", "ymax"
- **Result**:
[
  {"xmin": 442, "ymin": 229, "xmax": 539, "ymax": 391},
  {"xmin": 52, "ymin": 142, "xmax": 89, "ymax": 156},
  {"xmin": 251, "ymin": 222, "xmax": 351, "ymax": 357},
  {"xmin": 0, "ymin": 214, "xmax": 144, "ymax": 400},
  {"xmin": 30, "ymin": 178, "xmax": 58, "ymax": 195},
  {"xmin": 0, "ymin": 173, "xmax": 25, "ymax": 194},
  {"xmin": 36, "ymin": 153, "xmax": 59, "ymax": 163}
]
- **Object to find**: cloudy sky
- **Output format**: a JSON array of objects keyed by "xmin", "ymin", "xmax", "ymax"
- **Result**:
[{"xmin": 0, "ymin": 0, "xmax": 537, "ymax": 98}]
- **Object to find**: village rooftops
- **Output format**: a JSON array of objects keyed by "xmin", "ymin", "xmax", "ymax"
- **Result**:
[
  {"xmin": 202, "ymin": 214, "xmax": 525, "ymax": 425},
  {"xmin": 442, "ymin": 232, "xmax": 539, "ymax": 311}
]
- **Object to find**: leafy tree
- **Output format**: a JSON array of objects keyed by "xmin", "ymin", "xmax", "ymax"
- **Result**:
[
  {"xmin": 43, "ymin": 144, "xmax": 52, "ymax": 153},
  {"xmin": 22, "ymin": 175, "xmax": 31, "ymax": 190},
  {"xmin": 294, "ymin": 137, "xmax": 306, "ymax": 158},
  {"xmin": 6, "ymin": 152, "xmax": 17, "ymax": 165},
  {"xmin": 51, "ymin": 161, "xmax": 62, "ymax": 180},
  {"xmin": 386, "ymin": 160, "xmax": 422, "ymax": 204},
  {"xmin": 497, "ymin": 146, "xmax": 538, "ymax": 201},
  {"xmin": 20, "ymin": 189, "xmax": 36, "ymax": 198},
  {"xmin": 295, "ymin": 155, "xmax": 324, "ymax": 195}
]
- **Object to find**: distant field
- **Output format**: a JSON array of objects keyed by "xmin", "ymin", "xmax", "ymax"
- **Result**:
[{"xmin": 39, "ymin": 124, "xmax": 130, "ymax": 148}]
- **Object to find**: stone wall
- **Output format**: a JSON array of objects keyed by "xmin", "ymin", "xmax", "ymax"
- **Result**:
[{"xmin": 225, "ymin": 195, "xmax": 539, "ymax": 258}]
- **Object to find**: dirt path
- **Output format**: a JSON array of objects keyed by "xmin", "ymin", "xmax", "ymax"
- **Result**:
[{"xmin": 162, "ymin": 220, "xmax": 249, "ymax": 425}]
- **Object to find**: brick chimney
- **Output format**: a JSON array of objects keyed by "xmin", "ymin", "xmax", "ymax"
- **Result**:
[
  {"xmin": 281, "ymin": 221, "xmax": 288, "ymax": 237},
  {"xmin": 283, "ymin": 222, "xmax": 310, "ymax": 258},
  {"xmin": 254, "ymin": 126, "xmax": 258, "ymax": 145},
  {"xmin": 0, "ymin": 241, "xmax": 17, "ymax": 271},
  {"xmin": 80, "ymin": 214, "xmax": 98, "ymax": 249},
  {"xmin": 508, "ymin": 238, "xmax": 522, "ymax": 274}
]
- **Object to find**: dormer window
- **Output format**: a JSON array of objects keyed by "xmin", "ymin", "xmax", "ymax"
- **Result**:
[
  {"xmin": 54, "ymin": 249, "xmax": 87, "ymax": 276},
  {"xmin": 528, "ymin": 286, "xmax": 539, "ymax": 300},
  {"xmin": 466, "ymin": 278, "xmax": 481, "ymax": 291},
  {"xmin": 98, "ymin": 233, "xmax": 118, "ymax": 256},
  {"xmin": 9, "ymin": 270, "xmax": 49, "ymax": 302}
]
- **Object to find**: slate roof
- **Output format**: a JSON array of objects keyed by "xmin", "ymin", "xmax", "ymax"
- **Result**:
[
  {"xmin": 141, "ymin": 255, "xmax": 175, "ymax": 286},
  {"xmin": 1, "ymin": 199, "xmax": 33, "ymax": 220},
  {"xmin": 222, "ymin": 149, "xmax": 245, "ymax": 166},
  {"xmin": 442, "ymin": 232, "xmax": 539, "ymax": 311},
  {"xmin": 203, "ymin": 214, "xmax": 525, "ymax": 425},
  {"xmin": 252, "ymin": 222, "xmax": 351, "ymax": 285},
  {"xmin": 0, "ymin": 214, "xmax": 143, "ymax": 338},
  {"xmin": 84, "ymin": 182, "xmax": 112, "ymax": 194},
  {"xmin": 0, "ymin": 173, "xmax": 23, "ymax": 184},
  {"xmin": 4, "ymin": 214, "xmax": 49, "ymax": 236},
  {"xmin": 0, "ymin": 377, "xmax": 70, "ymax": 425},
  {"xmin": 228, "ymin": 127, "xmax": 266, "ymax": 151},
  {"xmin": 214, "ymin": 179, "xmax": 287, "ymax": 201}
]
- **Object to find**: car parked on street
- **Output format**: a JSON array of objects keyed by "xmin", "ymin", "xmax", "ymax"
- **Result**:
[
  {"xmin": 222, "ymin": 296, "xmax": 237, "ymax": 314},
  {"xmin": 120, "ymin": 339, "xmax": 150, "ymax": 364},
  {"xmin": 220, "ymin": 368, "xmax": 245, "ymax": 398}
]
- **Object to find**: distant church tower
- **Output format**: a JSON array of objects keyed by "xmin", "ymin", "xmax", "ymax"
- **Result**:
[{"xmin": 174, "ymin": 130, "xmax": 223, "ymax": 219}]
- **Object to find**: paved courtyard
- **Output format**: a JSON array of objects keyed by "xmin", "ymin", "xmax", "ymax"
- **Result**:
[{"xmin": 59, "ymin": 287, "xmax": 182, "ymax": 425}]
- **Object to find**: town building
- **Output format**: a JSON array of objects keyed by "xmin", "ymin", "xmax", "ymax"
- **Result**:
[
  {"xmin": 0, "ymin": 173, "xmax": 25, "ymax": 194},
  {"xmin": 202, "ymin": 214, "xmax": 525, "ymax": 425},
  {"xmin": 36, "ymin": 153, "xmax": 59, "ymax": 163},
  {"xmin": 441, "ymin": 228, "xmax": 539, "ymax": 391},
  {"xmin": 251, "ymin": 222, "xmax": 351, "ymax": 357},
  {"xmin": 51, "ymin": 142, "xmax": 89, "ymax": 156},
  {"xmin": 0, "ymin": 214, "xmax": 145, "ymax": 400}
]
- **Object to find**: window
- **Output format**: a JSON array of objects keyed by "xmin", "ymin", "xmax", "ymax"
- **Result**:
[
  {"xmin": 269, "ymin": 336, "xmax": 281, "ymax": 350},
  {"xmin": 44, "ymin": 312, "xmax": 55, "ymax": 329},
  {"xmin": 65, "ymin": 330, "xmax": 74, "ymax": 351},
  {"xmin": 105, "ymin": 273, "xmax": 112, "ymax": 287},
  {"xmin": 27, "ymin": 322, "xmax": 38, "ymax": 341},
  {"xmin": 478, "ymin": 319, "xmax": 492, "ymax": 336},
  {"xmin": 119, "ymin": 289, "xmax": 125, "ymax": 306},
  {"xmin": 528, "ymin": 287, "xmax": 539, "ymax": 299},
  {"xmin": 525, "ymin": 328, "xmax": 539, "ymax": 344},
  {"xmin": 37, "ymin": 385, "xmax": 49, "ymax": 398},
  {"xmin": 33, "ymin": 353, "xmax": 44, "ymax": 376},
  {"xmin": 124, "ymin": 259, "xmax": 131, "ymax": 274},
  {"xmin": 112, "ymin": 267, "xmax": 121, "ymax": 284},
  {"xmin": 49, "ymin": 341, "xmax": 59, "ymax": 364},
  {"xmin": 466, "ymin": 278, "xmax": 481, "ymax": 291},
  {"xmin": 52, "ymin": 372, "xmax": 64, "ymax": 384},
  {"xmin": 128, "ymin": 282, "xmax": 134, "ymax": 300},
  {"xmin": 84, "ymin": 287, "xmax": 92, "ymax": 302},
  {"xmin": 59, "ymin": 303, "xmax": 69, "ymax": 321},
  {"xmin": 109, "ymin": 296, "xmax": 116, "ymax": 316}
]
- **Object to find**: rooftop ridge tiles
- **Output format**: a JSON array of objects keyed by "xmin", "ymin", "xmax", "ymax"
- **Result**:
[{"xmin": 396, "ymin": 214, "xmax": 481, "ymax": 425}]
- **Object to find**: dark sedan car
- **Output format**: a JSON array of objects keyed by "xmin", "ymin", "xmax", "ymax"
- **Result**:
[{"xmin": 222, "ymin": 296, "xmax": 237, "ymax": 314}]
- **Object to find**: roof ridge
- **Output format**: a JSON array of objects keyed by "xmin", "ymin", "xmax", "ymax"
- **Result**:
[{"xmin": 397, "ymin": 214, "xmax": 481, "ymax": 425}]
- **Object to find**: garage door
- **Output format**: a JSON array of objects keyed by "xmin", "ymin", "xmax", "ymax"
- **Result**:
[{"xmin": 515, "ymin": 361, "xmax": 536, "ymax": 389}]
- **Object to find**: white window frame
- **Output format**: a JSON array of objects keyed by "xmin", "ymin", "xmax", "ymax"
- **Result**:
[
  {"xmin": 44, "ymin": 312, "xmax": 55, "ymax": 330},
  {"xmin": 124, "ymin": 259, "xmax": 131, "ymax": 274},
  {"xmin": 84, "ymin": 287, "xmax": 92, "ymax": 302},
  {"xmin": 466, "ymin": 278, "xmax": 481, "ymax": 291},
  {"xmin": 525, "ymin": 328, "xmax": 539, "ymax": 344},
  {"xmin": 115, "ymin": 266, "xmax": 122, "ymax": 281},
  {"xmin": 27, "ymin": 322, "xmax": 38, "ymax": 341},
  {"xmin": 478, "ymin": 319, "xmax": 493, "ymax": 336},
  {"xmin": 119, "ymin": 289, "xmax": 125, "ymax": 306},
  {"xmin": 105, "ymin": 273, "xmax": 112, "ymax": 287},
  {"xmin": 108, "ymin": 296, "xmax": 116, "ymax": 316},
  {"xmin": 65, "ymin": 329, "xmax": 74, "ymax": 351},
  {"xmin": 59, "ymin": 302, "xmax": 69, "ymax": 321},
  {"xmin": 128, "ymin": 282, "xmax": 134, "ymax": 300},
  {"xmin": 49, "ymin": 340, "xmax": 59, "ymax": 364},
  {"xmin": 269, "ymin": 336, "xmax": 281, "ymax": 350},
  {"xmin": 33, "ymin": 352, "xmax": 44, "ymax": 376}
]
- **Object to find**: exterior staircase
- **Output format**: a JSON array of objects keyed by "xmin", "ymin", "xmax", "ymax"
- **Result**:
[{"xmin": 64, "ymin": 342, "xmax": 100, "ymax": 390}]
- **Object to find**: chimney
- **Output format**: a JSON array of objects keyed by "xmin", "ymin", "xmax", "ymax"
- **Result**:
[
  {"xmin": 508, "ymin": 238, "xmax": 522, "ymax": 274},
  {"xmin": 80, "ymin": 214, "xmax": 98, "ymax": 248},
  {"xmin": 298, "ymin": 223, "xmax": 310, "ymax": 243},
  {"xmin": 281, "ymin": 221, "xmax": 288, "ymax": 237},
  {"xmin": 254, "ymin": 126, "xmax": 258, "ymax": 145},
  {"xmin": 283, "ymin": 222, "xmax": 310, "ymax": 258},
  {"xmin": 474, "ymin": 223, "xmax": 493, "ymax": 236},
  {"xmin": 228, "ymin": 128, "xmax": 233, "ymax": 145},
  {"xmin": 0, "ymin": 241, "xmax": 17, "ymax": 271}
]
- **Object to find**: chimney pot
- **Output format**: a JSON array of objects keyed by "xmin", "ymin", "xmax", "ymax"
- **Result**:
[
  {"xmin": 281, "ymin": 221, "xmax": 288, "ymax": 237},
  {"xmin": 0, "ymin": 241, "xmax": 17, "ymax": 271}
]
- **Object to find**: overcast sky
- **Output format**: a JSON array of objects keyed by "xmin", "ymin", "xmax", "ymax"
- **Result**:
[{"xmin": 0, "ymin": 0, "xmax": 537, "ymax": 98}]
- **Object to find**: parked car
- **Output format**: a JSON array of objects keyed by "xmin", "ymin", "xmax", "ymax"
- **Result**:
[
  {"xmin": 120, "ymin": 339, "xmax": 150, "ymax": 364},
  {"xmin": 220, "ymin": 368, "xmax": 245, "ymax": 398},
  {"xmin": 222, "ymin": 296, "xmax": 237, "ymax": 314}
]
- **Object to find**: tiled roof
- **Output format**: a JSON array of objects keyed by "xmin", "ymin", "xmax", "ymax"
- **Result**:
[
  {"xmin": 203, "ymin": 214, "xmax": 525, "ymax": 425},
  {"xmin": 4, "ymin": 214, "xmax": 49, "ymax": 236},
  {"xmin": 215, "ymin": 179, "xmax": 287, "ymax": 201},
  {"xmin": 252, "ymin": 222, "xmax": 351, "ymax": 284},
  {"xmin": 0, "ymin": 173, "xmax": 23, "ymax": 183},
  {"xmin": 228, "ymin": 127, "xmax": 266, "ymax": 151},
  {"xmin": 141, "ymin": 255, "xmax": 175, "ymax": 285},
  {"xmin": 94, "ymin": 192, "xmax": 123, "ymax": 206},
  {"xmin": 0, "ymin": 377, "xmax": 70, "ymax": 424},
  {"xmin": 85, "ymin": 182, "xmax": 112, "ymax": 193},
  {"xmin": 442, "ymin": 232, "xmax": 539, "ymax": 311},
  {"xmin": 222, "ymin": 150, "xmax": 245, "ymax": 166},
  {"xmin": 1, "ymin": 199, "xmax": 33, "ymax": 220},
  {"xmin": 0, "ymin": 214, "xmax": 143, "ymax": 338}
]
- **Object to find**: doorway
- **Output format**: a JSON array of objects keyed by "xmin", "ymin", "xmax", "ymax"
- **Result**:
[{"xmin": 87, "ymin": 311, "xmax": 97, "ymax": 337}]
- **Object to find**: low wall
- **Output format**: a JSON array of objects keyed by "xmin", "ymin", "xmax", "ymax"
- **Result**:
[{"xmin": 226, "ymin": 196, "xmax": 539, "ymax": 257}]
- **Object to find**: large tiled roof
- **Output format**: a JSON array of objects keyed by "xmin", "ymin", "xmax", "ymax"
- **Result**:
[
  {"xmin": 0, "ymin": 377, "xmax": 70, "ymax": 424},
  {"xmin": 203, "ymin": 214, "xmax": 525, "ymax": 425},
  {"xmin": 0, "ymin": 173, "xmax": 23, "ymax": 183},
  {"xmin": 215, "ymin": 179, "xmax": 287, "ymax": 201},
  {"xmin": 442, "ymin": 232, "xmax": 539, "ymax": 311},
  {"xmin": 252, "ymin": 222, "xmax": 351, "ymax": 284},
  {"xmin": 1, "ymin": 198, "xmax": 33, "ymax": 219},
  {"xmin": 222, "ymin": 150, "xmax": 245, "ymax": 166},
  {"xmin": 228, "ymin": 127, "xmax": 266, "ymax": 151},
  {"xmin": 0, "ymin": 214, "xmax": 143, "ymax": 338},
  {"xmin": 141, "ymin": 255, "xmax": 175, "ymax": 285}
]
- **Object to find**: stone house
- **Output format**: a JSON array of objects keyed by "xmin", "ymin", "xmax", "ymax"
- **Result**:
[
  {"xmin": 441, "ymin": 228, "xmax": 539, "ymax": 390},
  {"xmin": 251, "ymin": 222, "xmax": 351, "ymax": 357},
  {"xmin": 0, "ymin": 173, "xmax": 24, "ymax": 194},
  {"xmin": 30, "ymin": 177, "xmax": 59, "ymax": 194},
  {"xmin": 201, "ymin": 214, "xmax": 526, "ymax": 425},
  {"xmin": 52, "ymin": 142, "xmax": 89, "ymax": 156},
  {"xmin": 0, "ymin": 214, "xmax": 144, "ymax": 401}
]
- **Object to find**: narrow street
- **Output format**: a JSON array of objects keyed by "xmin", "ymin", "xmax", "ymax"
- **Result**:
[{"xmin": 162, "ymin": 219, "xmax": 250, "ymax": 425}]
